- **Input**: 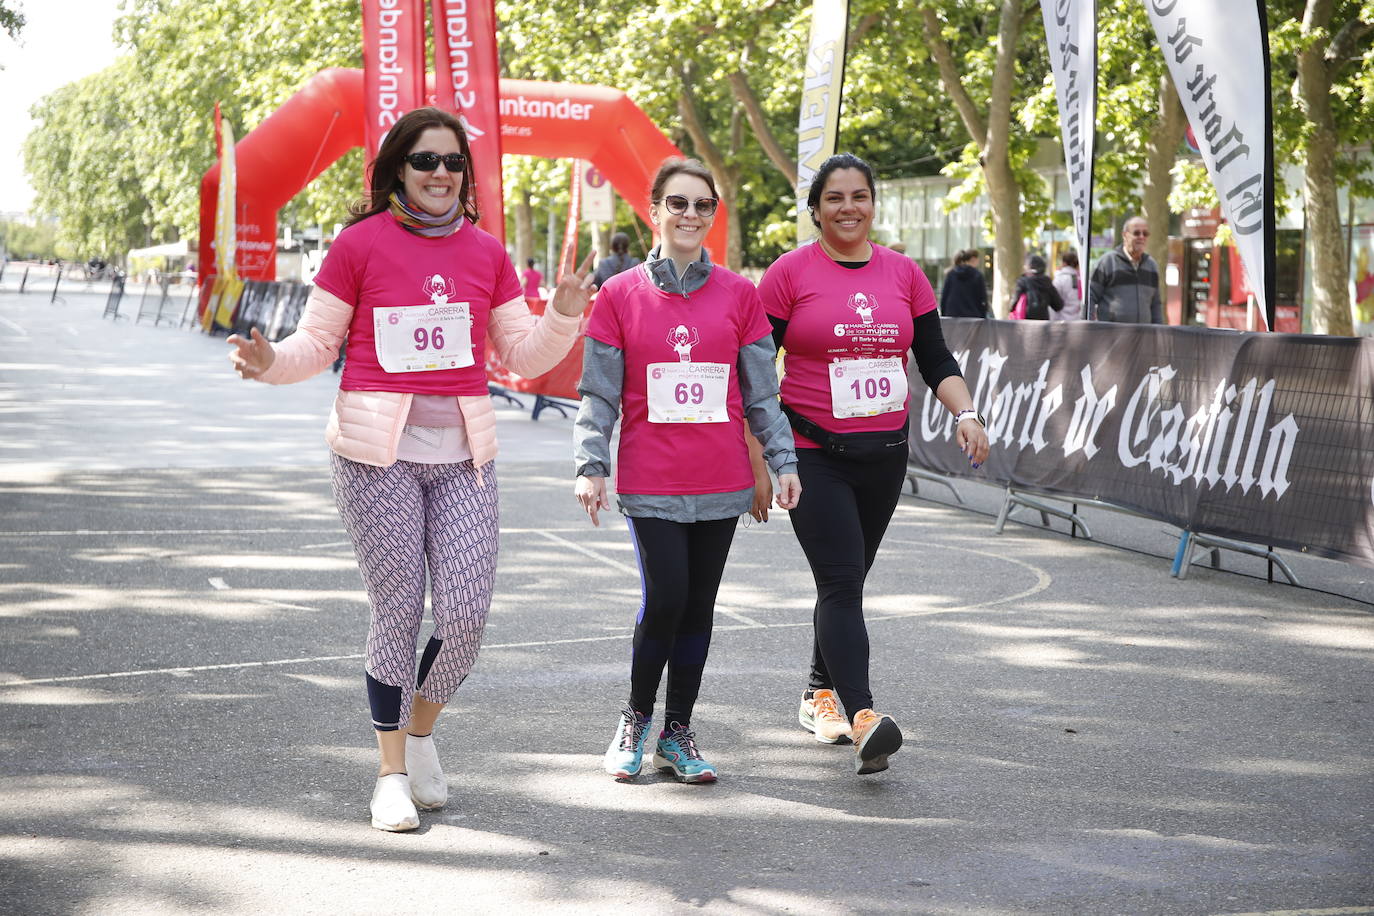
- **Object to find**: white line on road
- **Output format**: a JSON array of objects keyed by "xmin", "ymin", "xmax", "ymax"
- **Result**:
[
  {"xmin": 0, "ymin": 526, "xmax": 1049, "ymax": 689},
  {"xmin": 0, "ymin": 653, "xmax": 367, "ymax": 687},
  {"xmin": 207, "ymin": 577, "xmax": 230, "ymax": 590},
  {"xmin": 0, "ymin": 527, "xmax": 600, "ymax": 538},
  {"xmin": 533, "ymin": 529, "xmax": 762, "ymax": 626},
  {"xmin": 0, "ymin": 528, "xmax": 344, "ymax": 537},
  {"xmin": 1212, "ymin": 909, "xmax": 1374, "ymax": 916},
  {"xmin": 533, "ymin": 529, "xmax": 637, "ymax": 574},
  {"xmin": 252, "ymin": 598, "xmax": 318, "ymax": 611},
  {"xmin": 0, "ymin": 315, "xmax": 26, "ymax": 336}
]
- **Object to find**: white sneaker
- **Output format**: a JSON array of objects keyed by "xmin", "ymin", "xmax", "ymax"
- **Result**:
[
  {"xmin": 370, "ymin": 773, "xmax": 420, "ymax": 831},
  {"xmin": 405, "ymin": 733, "xmax": 448, "ymax": 810}
]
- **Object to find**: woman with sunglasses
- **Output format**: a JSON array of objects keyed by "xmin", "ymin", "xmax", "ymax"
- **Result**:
[
  {"xmin": 226, "ymin": 107, "xmax": 593, "ymax": 831},
  {"xmin": 758, "ymin": 153, "xmax": 990, "ymax": 776},
  {"xmin": 574, "ymin": 158, "xmax": 801, "ymax": 783}
]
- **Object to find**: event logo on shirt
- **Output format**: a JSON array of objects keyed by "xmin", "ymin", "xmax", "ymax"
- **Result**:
[
  {"xmin": 849, "ymin": 291, "xmax": 877, "ymax": 325},
  {"xmin": 422, "ymin": 274, "xmax": 458, "ymax": 305},
  {"xmin": 666, "ymin": 324, "xmax": 700, "ymax": 363},
  {"xmin": 831, "ymin": 289, "xmax": 900, "ymax": 354}
]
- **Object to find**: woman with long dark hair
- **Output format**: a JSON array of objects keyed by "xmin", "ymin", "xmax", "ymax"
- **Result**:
[
  {"xmin": 759, "ymin": 153, "xmax": 989, "ymax": 776},
  {"xmin": 227, "ymin": 107, "xmax": 593, "ymax": 830},
  {"xmin": 574, "ymin": 158, "xmax": 800, "ymax": 783}
]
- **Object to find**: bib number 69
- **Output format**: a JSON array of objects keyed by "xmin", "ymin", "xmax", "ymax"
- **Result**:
[{"xmin": 674, "ymin": 382, "xmax": 705, "ymax": 405}]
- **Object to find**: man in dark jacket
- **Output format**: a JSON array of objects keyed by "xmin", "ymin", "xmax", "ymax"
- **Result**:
[
  {"xmin": 939, "ymin": 249, "xmax": 989, "ymax": 318},
  {"xmin": 1011, "ymin": 254, "xmax": 1064, "ymax": 320},
  {"xmin": 1088, "ymin": 216, "xmax": 1163, "ymax": 323}
]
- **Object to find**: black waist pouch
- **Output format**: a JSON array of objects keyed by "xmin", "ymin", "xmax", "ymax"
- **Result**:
[{"xmin": 782, "ymin": 403, "xmax": 909, "ymax": 463}]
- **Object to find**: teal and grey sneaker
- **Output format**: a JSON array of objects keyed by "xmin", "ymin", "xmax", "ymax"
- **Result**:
[
  {"xmin": 653, "ymin": 722, "xmax": 718, "ymax": 783},
  {"xmin": 603, "ymin": 705, "xmax": 652, "ymax": 779}
]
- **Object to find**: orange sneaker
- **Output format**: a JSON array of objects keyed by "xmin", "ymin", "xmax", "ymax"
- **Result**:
[
  {"xmin": 851, "ymin": 709, "xmax": 902, "ymax": 775},
  {"xmin": 798, "ymin": 689, "xmax": 853, "ymax": 744}
]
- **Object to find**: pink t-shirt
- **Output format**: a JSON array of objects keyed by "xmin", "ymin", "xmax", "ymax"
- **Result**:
[
  {"xmin": 758, "ymin": 243, "xmax": 937, "ymax": 447},
  {"xmin": 314, "ymin": 212, "xmax": 521, "ymax": 396},
  {"xmin": 521, "ymin": 267, "xmax": 543, "ymax": 299},
  {"xmin": 586, "ymin": 264, "xmax": 771, "ymax": 496}
]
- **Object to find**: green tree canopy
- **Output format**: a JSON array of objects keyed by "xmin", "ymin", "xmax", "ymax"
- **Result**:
[{"xmin": 25, "ymin": 0, "xmax": 363, "ymax": 258}]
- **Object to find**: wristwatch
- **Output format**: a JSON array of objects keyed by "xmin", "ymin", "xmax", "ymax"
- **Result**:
[{"xmin": 955, "ymin": 408, "xmax": 985, "ymax": 427}]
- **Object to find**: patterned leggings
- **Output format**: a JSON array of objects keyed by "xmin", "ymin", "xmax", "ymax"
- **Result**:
[{"xmin": 331, "ymin": 454, "xmax": 500, "ymax": 731}]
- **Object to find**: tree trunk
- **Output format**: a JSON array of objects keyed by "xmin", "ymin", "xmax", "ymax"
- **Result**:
[
  {"xmin": 513, "ymin": 186, "xmax": 534, "ymax": 274},
  {"xmin": 1296, "ymin": 0, "xmax": 1353, "ymax": 335},
  {"xmin": 593, "ymin": 223, "xmax": 612, "ymax": 262},
  {"xmin": 1141, "ymin": 70, "xmax": 1187, "ymax": 319},
  {"xmin": 982, "ymin": 0, "xmax": 1025, "ymax": 315},
  {"xmin": 677, "ymin": 77, "xmax": 743, "ymax": 270},
  {"xmin": 919, "ymin": 1, "xmax": 1024, "ymax": 314}
]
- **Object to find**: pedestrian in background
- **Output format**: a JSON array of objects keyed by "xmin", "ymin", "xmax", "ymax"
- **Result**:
[
  {"xmin": 592, "ymin": 231, "xmax": 642, "ymax": 289},
  {"xmin": 574, "ymin": 158, "xmax": 800, "ymax": 785},
  {"xmin": 1052, "ymin": 250, "xmax": 1082, "ymax": 321},
  {"xmin": 521, "ymin": 257, "xmax": 544, "ymax": 302},
  {"xmin": 1089, "ymin": 216, "xmax": 1162, "ymax": 323},
  {"xmin": 226, "ymin": 107, "xmax": 593, "ymax": 833},
  {"xmin": 939, "ymin": 249, "xmax": 989, "ymax": 318},
  {"xmin": 1009, "ymin": 254, "xmax": 1064, "ymax": 320}
]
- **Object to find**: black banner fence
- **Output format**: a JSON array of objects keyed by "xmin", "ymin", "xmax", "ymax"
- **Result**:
[
  {"xmin": 229, "ymin": 280, "xmax": 310, "ymax": 341},
  {"xmin": 908, "ymin": 320, "xmax": 1374, "ymax": 570}
]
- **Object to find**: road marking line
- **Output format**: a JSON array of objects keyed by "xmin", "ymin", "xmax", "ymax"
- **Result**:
[
  {"xmin": 0, "ymin": 528, "xmax": 343, "ymax": 538},
  {"xmin": 0, "ymin": 315, "xmax": 26, "ymax": 336},
  {"xmin": 0, "ymin": 654, "xmax": 367, "ymax": 686},
  {"xmin": 534, "ymin": 529, "xmax": 763, "ymax": 626},
  {"xmin": 717, "ymin": 607, "xmax": 764, "ymax": 627},
  {"xmin": 252, "ymin": 598, "xmax": 317, "ymax": 611},
  {"xmin": 207, "ymin": 577, "xmax": 230, "ymax": 590},
  {"xmin": 533, "ymin": 529, "xmax": 637, "ymax": 574},
  {"xmin": 0, "ymin": 525, "xmax": 1047, "ymax": 688},
  {"xmin": 0, "ymin": 527, "xmax": 612, "ymax": 538},
  {"xmin": 1212, "ymin": 909, "xmax": 1374, "ymax": 916}
]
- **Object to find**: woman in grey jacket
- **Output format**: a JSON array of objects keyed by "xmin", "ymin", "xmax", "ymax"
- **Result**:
[{"xmin": 573, "ymin": 157, "xmax": 800, "ymax": 784}]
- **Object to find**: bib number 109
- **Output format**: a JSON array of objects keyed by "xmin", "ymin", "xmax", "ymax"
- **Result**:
[
  {"xmin": 849, "ymin": 377, "xmax": 892, "ymax": 401},
  {"xmin": 829, "ymin": 357, "xmax": 906, "ymax": 419}
]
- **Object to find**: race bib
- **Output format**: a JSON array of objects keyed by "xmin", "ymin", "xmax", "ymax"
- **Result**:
[
  {"xmin": 646, "ymin": 362, "xmax": 730, "ymax": 423},
  {"xmin": 828, "ymin": 357, "xmax": 907, "ymax": 419},
  {"xmin": 373, "ymin": 303, "xmax": 474, "ymax": 373}
]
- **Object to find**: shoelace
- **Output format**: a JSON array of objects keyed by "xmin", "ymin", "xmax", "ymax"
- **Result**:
[
  {"xmin": 664, "ymin": 726, "xmax": 703, "ymax": 761},
  {"xmin": 618, "ymin": 707, "xmax": 648, "ymax": 752},
  {"xmin": 814, "ymin": 693, "xmax": 844, "ymax": 721}
]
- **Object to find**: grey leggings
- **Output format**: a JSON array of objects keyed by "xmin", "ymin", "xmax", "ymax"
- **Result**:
[{"xmin": 331, "ymin": 453, "xmax": 500, "ymax": 730}]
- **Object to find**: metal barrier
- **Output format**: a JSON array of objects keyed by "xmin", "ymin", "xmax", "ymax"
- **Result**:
[
  {"xmin": 939, "ymin": 478, "xmax": 1304, "ymax": 585},
  {"xmin": 102, "ymin": 275, "xmax": 127, "ymax": 320}
]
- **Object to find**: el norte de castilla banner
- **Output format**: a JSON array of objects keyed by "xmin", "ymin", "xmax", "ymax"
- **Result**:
[{"xmin": 908, "ymin": 320, "xmax": 1374, "ymax": 568}]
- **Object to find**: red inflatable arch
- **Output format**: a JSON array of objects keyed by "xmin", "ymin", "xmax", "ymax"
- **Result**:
[{"xmin": 198, "ymin": 68, "xmax": 727, "ymax": 284}]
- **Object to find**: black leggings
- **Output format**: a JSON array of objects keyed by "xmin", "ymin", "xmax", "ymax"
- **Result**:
[
  {"xmin": 625, "ymin": 514, "xmax": 738, "ymax": 728},
  {"xmin": 788, "ymin": 447, "xmax": 908, "ymax": 721}
]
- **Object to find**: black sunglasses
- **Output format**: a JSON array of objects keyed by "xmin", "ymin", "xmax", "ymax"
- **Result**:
[
  {"xmin": 659, "ymin": 195, "xmax": 719, "ymax": 217},
  {"xmin": 406, "ymin": 152, "xmax": 467, "ymax": 172}
]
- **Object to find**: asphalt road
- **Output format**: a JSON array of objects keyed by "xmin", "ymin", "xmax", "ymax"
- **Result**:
[{"xmin": 1, "ymin": 287, "xmax": 1371, "ymax": 915}]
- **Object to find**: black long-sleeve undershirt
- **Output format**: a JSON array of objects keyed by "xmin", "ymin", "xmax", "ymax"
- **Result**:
[{"xmin": 767, "ymin": 310, "xmax": 962, "ymax": 394}]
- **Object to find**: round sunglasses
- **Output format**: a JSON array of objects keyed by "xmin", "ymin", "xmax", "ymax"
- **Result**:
[
  {"xmin": 406, "ymin": 152, "xmax": 467, "ymax": 172},
  {"xmin": 658, "ymin": 195, "xmax": 719, "ymax": 217}
]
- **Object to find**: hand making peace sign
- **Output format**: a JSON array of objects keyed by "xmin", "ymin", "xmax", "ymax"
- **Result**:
[{"xmin": 548, "ymin": 250, "xmax": 598, "ymax": 318}]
